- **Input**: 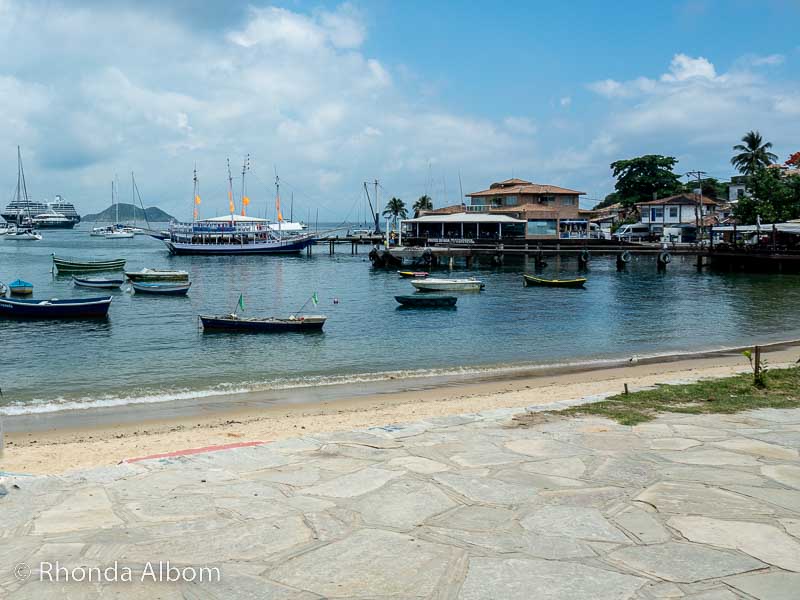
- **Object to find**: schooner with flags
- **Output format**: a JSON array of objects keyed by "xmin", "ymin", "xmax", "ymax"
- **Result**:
[{"xmin": 162, "ymin": 158, "xmax": 316, "ymax": 255}]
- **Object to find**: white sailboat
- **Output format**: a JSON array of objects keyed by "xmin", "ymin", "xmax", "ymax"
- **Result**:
[
  {"xmin": 105, "ymin": 179, "xmax": 134, "ymax": 239},
  {"xmin": 4, "ymin": 147, "xmax": 42, "ymax": 241}
]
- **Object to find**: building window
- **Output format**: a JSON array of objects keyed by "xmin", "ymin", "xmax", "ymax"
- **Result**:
[
  {"xmin": 539, "ymin": 196, "xmax": 555, "ymax": 206},
  {"xmin": 527, "ymin": 219, "xmax": 557, "ymax": 236},
  {"xmin": 650, "ymin": 207, "xmax": 664, "ymax": 221},
  {"xmin": 561, "ymin": 196, "xmax": 576, "ymax": 206},
  {"xmin": 669, "ymin": 207, "xmax": 678, "ymax": 218},
  {"xmin": 504, "ymin": 196, "xmax": 517, "ymax": 206},
  {"xmin": 737, "ymin": 188, "xmax": 745, "ymax": 200}
]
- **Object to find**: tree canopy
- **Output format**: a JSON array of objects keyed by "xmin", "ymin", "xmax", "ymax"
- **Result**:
[
  {"xmin": 731, "ymin": 131, "xmax": 778, "ymax": 175},
  {"xmin": 734, "ymin": 167, "xmax": 800, "ymax": 225},
  {"xmin": 412, "ymin": 195, "xmax": 433, "ymax": 217},
  {"xmin": 607, "ymin": 155, "xmax": 683, "ymax": 208},
  {"xmin": 382, "ymin": 197, "xmax": 408, "ymax": 226}
]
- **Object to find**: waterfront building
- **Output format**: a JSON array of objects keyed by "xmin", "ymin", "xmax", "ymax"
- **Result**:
[
  {"xmin": 401, "ymin": 177, "xmax": 589, "ymax": 242},
  {"xmin": 635, "ymin": 193, "xmax": 718, "ymax": 243}
]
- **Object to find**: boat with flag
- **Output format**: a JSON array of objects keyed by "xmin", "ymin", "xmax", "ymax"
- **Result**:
[
  {"xmin": 163, "ymin": 162, "xmax": 315, "ymax": 256},
  {"xmin": 200, "ymin": 292, "xmax": 326, "ymax": 333}
]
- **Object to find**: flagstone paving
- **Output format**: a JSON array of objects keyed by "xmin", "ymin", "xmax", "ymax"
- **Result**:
[{"xmin": 2, "ymin": 406, "xmax": 800, "ymax": 599}]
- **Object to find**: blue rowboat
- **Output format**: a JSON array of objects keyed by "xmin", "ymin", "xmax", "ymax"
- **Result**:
[
  {"xmin": 73, "ymin": 276, "xmax": 125, "ymax": 289},
  {"xmin": 131, "ymin": 281, "xmax": 191, "ymax": 296},
  {"xmin": 0, "ymin": 296, "xmax": 112, "ymax": 319},
  {"xmin": 8, "ymin": 279, "xmax": 33, "ymax": 295}
]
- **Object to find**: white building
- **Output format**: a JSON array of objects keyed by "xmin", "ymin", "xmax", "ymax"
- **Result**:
[{"xmin": 635, "ymin": 193, "xmax": 718, "ymax": 243}]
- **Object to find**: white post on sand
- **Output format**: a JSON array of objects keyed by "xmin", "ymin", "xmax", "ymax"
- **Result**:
[{"xmin": 398, "ymin": 219, "xmax": 403, "ymax": 247}]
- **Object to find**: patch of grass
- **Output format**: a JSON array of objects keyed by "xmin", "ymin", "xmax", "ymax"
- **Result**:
[{"xmin": 558, "ymin": 366, "xmax": 800, "ymax": 426}]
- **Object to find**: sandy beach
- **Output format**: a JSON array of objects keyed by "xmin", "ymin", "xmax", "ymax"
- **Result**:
[{"xmin": 2, "ymin": 342, "xmax": 799, "ymax": 475}]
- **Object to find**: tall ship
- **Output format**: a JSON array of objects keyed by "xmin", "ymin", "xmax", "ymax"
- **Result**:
[
  {"xmin": 162, "ymin": 160, "xmax": 316, "ymax": 256},
  {"xmin": 2, "ymin": 193, "xmax": 81, "ymax": 228}
]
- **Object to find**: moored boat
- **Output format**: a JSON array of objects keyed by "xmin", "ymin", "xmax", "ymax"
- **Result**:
[
  {"xmin": 131, "ymin": 281, "xmax": 191, "ymax": 296},
  {"xmin": 200, "ymin": 313, "xmax": 326, "ymax": 332},
  {"xmin": 162, "ymin": 165, "xmax": 315, "ymax": 255},
  {"xmin": 124, "ymin": 268, "xmax": 189, "ymax": 282},
  {"xmin": 522, "ymin": 274, "xmax": 587, "ymax": 288},
  {"xmin": 395, "ymin": 294, "xmax": 457, "ymax": 308},
  {"xmin": 410, "ymin": 278, "xmax": 484, "ymax": 292},
  {"xmin": 8, "ymin": 279, "xmax": 33, "ymax": 295},
  {"xmin": 398, "ymin": 270, "xmax": 429, "ymax": 278},
  {"xmin": 53, "ymin": 255, "xmax": 126, "ymax": 273},
  {"xmin": 0, "ymin": 296, "xmax": 112, "ymax": 319},
  {"xmin": 72, "ymin": 276, "xmax": 125, "ymax": 289},
  {"xmin": 105, "ymin": 229, "xmax": 134, "ymax": 239},
  {"xmin": 4, "ymin": 227, "xmax": 42, "ymax": 241}
]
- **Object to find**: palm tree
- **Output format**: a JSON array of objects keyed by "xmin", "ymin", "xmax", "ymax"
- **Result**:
[
  {"xmin": 731, "ymin": 131, "xmax": 778, "ymax": 175},
  {"xmin": 382, "ymin": 197, "xmax": 407, "ymax": 229},
  {"xmin": 412, "ymin": 195, "xmax": 433, "ymax": 217}
]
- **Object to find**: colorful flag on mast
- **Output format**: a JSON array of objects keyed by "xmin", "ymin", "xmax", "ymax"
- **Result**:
[
  {"xmin": 237, "ymin": 294, "xmax": 245, "ymax": 312},
  {"xmin": 276, "ymin": 193, "xmax": 283, "ymax": 222},
  {"xmin": 311, "ymin": 292, "xmax": 319, "ymax": 306}
]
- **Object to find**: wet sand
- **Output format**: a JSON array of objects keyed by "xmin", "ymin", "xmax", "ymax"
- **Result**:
[{"xmin": 2, "ymin": 341, "xmax": 798, "ymax": 474}]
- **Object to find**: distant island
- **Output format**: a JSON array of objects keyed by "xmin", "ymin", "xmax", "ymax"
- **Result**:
[{"xmin": 83, "ymin": 203, "xmax": 176, "ymax": 223}]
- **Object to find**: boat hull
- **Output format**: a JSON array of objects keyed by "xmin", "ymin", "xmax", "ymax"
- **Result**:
[
  {"xmin": 395, "ymin": 295, "xmax": 457, "ymax": 308},
  {"xmin": 163, "ymin": 236, "xmax": 314, "ymax": 256},
  {"xmin": 200, "ymin": 315, "xmax": 326, "ymax": 332},
  {"xmin": 522, "ymin": 274, "xmax": 587, "ymax": 288},
  {"xmin": 53, "ymin": 256, "xmax": 126, "ymax": 273},
  {"xmin": 410, "ymin": 279, "xmax": 484, "ymax": 292},
  {"xmin": 0, "ymin": 296, "xmax": 112, "ymax": 319},
  {"xmin": 72, "ymin": 276, "xmax": 124, "ymax": 289},
  {"xmin": 132, "ymin": 282, "xmax": 191, "ymax": 295},
  {"xmin": 398, "ymin": 271, "xmax": 429, "ymax": 278},
  {"xmin": 125, "ymin": 271, "xmax": 189, "ymax": 282}
]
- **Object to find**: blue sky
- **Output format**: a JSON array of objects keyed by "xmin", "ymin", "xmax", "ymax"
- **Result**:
[{"xmin": 1, "ymin": 0, "xmax": 798, "ymax": 220}]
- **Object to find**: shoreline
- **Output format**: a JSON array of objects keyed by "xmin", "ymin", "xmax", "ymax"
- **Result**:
[{"xmin": 2, "ymin": 340, "xmax": 799, "ymax": 475}]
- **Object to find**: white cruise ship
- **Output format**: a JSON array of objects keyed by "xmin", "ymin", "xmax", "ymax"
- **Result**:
[{"xmin": 2, "ymin": 194, "xmax": 80, "ymax": 228}]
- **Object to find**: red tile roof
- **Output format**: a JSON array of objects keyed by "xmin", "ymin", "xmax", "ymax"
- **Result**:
[
  {"xmin": 468, "ymin": 182, "xmax": 585, "ymax": 197},
  {"xmin": 636, "ymin": 193, "xmax": 717, "ymax": 207}
]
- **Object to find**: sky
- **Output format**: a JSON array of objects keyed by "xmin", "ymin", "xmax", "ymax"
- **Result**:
[{"xmin": 1, "ymin": 0, "xmax": 799, "ymax": 221}]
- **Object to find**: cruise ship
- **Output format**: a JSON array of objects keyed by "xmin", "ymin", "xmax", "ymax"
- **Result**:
[{"xmin": 1, "ymin": 195, "xmax": 81, "ymax": 228}]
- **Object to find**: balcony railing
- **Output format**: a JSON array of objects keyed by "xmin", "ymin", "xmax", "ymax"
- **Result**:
[{"xmin": 464, "ymin": 204, "xmax": 494, "ymax": 212}]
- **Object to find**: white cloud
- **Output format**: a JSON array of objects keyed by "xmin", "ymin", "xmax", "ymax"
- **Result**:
[
  {"xmin": 559, "ymin": 96, "xmax": 572, "ymax": 107},
  {"xmin": 748, "ymin": 53, "xmax": 785, "ymax": 67},
  {"xmin": 661, "ymin": 53, "xmax": 716, "ymax": 81}
]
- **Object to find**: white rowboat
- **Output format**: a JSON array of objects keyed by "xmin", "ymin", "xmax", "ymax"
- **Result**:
[{"xmin": 410, "ymin": 278, "xmax": 484, "ymax": 292}]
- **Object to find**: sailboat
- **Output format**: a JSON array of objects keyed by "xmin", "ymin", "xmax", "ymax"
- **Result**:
[
  {"xmin": 4, "ymin": 148, "xmax": 43, "ymax": 241},
  {"xmin": 162, "ymin": 159, "xmax": 316, "ymax": 255},
  {"xmin": 105, "ymin": 179, "xmax": 134, "ymax": 239}
]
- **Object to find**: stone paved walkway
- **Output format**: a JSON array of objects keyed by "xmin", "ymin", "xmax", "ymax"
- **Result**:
[{"xmin": 2, "ymin": 406, "xmax": 800, "ymax": 599}]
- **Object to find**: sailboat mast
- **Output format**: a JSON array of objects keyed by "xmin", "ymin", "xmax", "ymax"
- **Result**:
[
  {"xmin": 240, "ymin": 154, "xmax": 249, "ymax": 217},
  {"xmin": 131, "ymin": 172, "xmax": 136, "ymax": 227},
  {"xmin": 192, "ymin": 165, "xmax": 198, "ymax": 222},
  {"xmin": 227, "ymin": 158, "xmax": 234, "ymax": 216},
  {"xmin": 275, "ymin": 174, "xmax": 281, "ymax": 239}
]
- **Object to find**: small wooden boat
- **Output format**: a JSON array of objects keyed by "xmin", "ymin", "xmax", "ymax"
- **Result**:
[
  {"xmin": 522, "ymin": 274, "xmax": 587, "ymax": 288},
  {"xmin": 125, "ymin": 268, "xmax": 189, "ymax": 282},
  {"xmin": 200, "ymin": 313, "xmax": 326, "ymax": 333},
  {"xmin": 8, "ymin": 279, "xmax": 33, "ymax": 295},
  {"xmin": 411, "ymin": 278, "xmax": 484, "ymax": 292},
  {"xmin": 398, "ymin": 270, "xmax": 429, "ymax": 278},
  {"xmin": 53, "ymin": 255, "xmax": 126, "ymax": 273},
  {"xmin": 0, "ymin": 296, "xmax": 112, "ymax": 319},
  {"xmin": 73, "ymin": 276, "xmax": 125, "ymax": 289},
  {"xmin": 131, "ymin": 281, "xmax": 191, "ymax": 296},
  {"xmin": 395, "ymin": 295, "xmax": 457, "ymax": 308}
]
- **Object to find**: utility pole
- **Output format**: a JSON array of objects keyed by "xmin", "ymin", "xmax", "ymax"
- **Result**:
[{"xmin": 686, "ymin": 170, "xmax": 707, "ymax": 245}]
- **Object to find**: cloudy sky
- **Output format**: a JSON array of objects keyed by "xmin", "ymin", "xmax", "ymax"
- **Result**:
[{"xmin": 1, "ymin": 0, "xmax": 799, "ymax": 221}]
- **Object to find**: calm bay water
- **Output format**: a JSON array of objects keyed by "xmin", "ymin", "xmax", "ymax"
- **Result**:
[{"xmin": 2, "ymin": 226, "xmax": 800, "ymax": 415}]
